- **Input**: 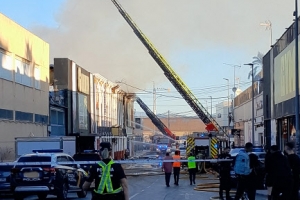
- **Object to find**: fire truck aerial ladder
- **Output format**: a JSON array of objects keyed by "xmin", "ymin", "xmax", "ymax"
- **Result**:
[
  {"xmin": 111, "ymin": 0, "xmax": 226, "ymax": 136},
  {"xmin": 136, "ymin": 97, "xmax": 175, "ymax": 140}
]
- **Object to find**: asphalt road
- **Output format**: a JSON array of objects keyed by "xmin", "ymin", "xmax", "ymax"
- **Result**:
[{"xmin": 2, "ymin": 173, "xmax": 267, "ymax": 200}]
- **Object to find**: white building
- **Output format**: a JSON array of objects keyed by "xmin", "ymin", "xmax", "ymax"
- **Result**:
[{"xmin": 233, "ymin": 79, "xmax": 263, "ymax": 146}]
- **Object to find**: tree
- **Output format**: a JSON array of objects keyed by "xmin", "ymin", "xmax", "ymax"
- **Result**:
[{"xmin": 248, "ymin": 52, "xmax": 263, "ymax": 81}]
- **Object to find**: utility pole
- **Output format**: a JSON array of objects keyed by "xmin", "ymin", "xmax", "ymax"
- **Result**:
[
  {"xmin": 168, "ymin": 110, "xmax": 170, "ymax": 128},
  {"xmin": 223, "ymin": 78, "xmax": 230, "ymax": 136},
  {"xmin": 209, "ymin": 96, "xmax": 212, "ymax": 116},
  {"xmin": 244, "ymin": 63, "xmax": 255, "ymax": 145},
  {"xmin": 153, "ymin": 81, "xmax": 156, "ymax": 135},
  {"xmin": 294, "ymin": 0, "xmax": 300, "ymax": 156}
]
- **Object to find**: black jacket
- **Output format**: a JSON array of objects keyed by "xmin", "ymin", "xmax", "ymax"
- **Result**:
[{"xmin": 266, "ymin": 151, "xmax": 292, "ymax": 186}]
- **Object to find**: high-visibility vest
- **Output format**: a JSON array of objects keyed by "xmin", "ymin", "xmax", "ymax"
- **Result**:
[
  {"xmin": 188, "ymin": 156, "xmax": 196, "ymax": 169},
  {"xmin": 173, "ymin": 155, "xmax": 181, "ymax": 167},
  {"xmin": 94, "ymin": 160, "xmax": 122, "ymax": 194}
]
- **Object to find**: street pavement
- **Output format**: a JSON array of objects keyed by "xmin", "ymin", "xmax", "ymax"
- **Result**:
[{"xmin": 2, "ymin": 173, "xmax": 267, "ymax": 200}]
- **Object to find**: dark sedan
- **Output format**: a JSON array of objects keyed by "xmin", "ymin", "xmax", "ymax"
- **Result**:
[{"xmin": 0, "ymin": 165, "xmax": 13, "ymax": 194}]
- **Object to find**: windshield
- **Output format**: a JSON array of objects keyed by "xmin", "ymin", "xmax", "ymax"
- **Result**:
[
  {"xmin": 18, "ymin": 156, "xmax": 51, "ymax": 162},
  {"xmin": 230, "ymin": 149, "xmax": 244, "ymax": 154},
  {"xmin": 73, "ymin": 154, "xmax": 100, "ymax": 161}
]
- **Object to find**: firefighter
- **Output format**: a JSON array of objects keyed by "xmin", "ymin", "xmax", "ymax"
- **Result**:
[
  {"xmin": 82, "ymin": 142, "xmax": 129, "ymax": 200},
  {"xmin": 173, "ymin": 150, "xmax": 181, "ymax": 185}
]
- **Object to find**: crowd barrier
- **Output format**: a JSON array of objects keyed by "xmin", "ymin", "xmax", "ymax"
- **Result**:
[{"xmin": 0, "ymin": 159, "xmax": 234, "ymax": 166}]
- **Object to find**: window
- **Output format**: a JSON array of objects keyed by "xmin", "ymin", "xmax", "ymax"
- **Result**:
[
  {"xmin": 18, "ymin": 156, "xmax": 51, "ymax": 162},
  {"xmin": 0, "ymin": 108, "xmax": 13, "ymax": 120},
  {"xmin": 15, "ymin": 111, "xmax": 33, "ymax": 122},
  {"xmin": 34, "ymin": 67, "xmax": 40, "ymax": 89},
  {"xmin": 50, "ymin": 109, "xmax": 64, "ymax": 125},
  {"xmin": 0, "ymin": 51, "xmax": 13, "ymax": 81},
  {"xmin": 15, "ymin": 58, "xmax": 31, "ymax": 87},
  {"xmin": 35, "ymin": 114, "xmax": 48, "ymax": 124}
]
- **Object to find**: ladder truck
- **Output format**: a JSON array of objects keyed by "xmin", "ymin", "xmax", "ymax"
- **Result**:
[
  {"xmin": 136, "ymin": 97, "xmax": 175, "ymax": 153},
  {"xmin": 111, "ymin": 0, "xmax": 228, "ymax": 157}
]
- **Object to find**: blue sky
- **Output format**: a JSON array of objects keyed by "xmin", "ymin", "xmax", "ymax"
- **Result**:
[{"xmin": 0, "ymin": 0, "xmax": 295, "ymax": 117}]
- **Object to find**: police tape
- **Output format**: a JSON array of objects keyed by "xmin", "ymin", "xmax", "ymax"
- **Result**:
[{"xmin": 0, "ymin": 159, "xmax": 235, "ymax": 166}]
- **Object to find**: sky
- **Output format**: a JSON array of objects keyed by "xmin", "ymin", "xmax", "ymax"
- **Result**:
[{"xmin": 0, "ymin": 0, "xmax": 295, "ymax": 117}]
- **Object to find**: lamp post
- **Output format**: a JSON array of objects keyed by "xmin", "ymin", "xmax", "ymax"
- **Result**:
[
  {"xmin": 294, "ymin": 0, "xmax": 300, "ymax": 156},
  {"xmin": 223, "ymin": 78, "xmax": 230, "ymax": 136},
  {"xmin": 223, "ymin": 63, "xmax": 241, "ymax": 129},
  {"xmin": 209, "ymin": 96, "xmax": 213, "ymax": 116},
  {"xmin": 244, "ymin": 63, "xmax": 255, "ymax": 144}
]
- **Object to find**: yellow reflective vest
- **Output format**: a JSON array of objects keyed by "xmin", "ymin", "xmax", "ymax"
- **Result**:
[
  {"xmin": 188, "ymin": 156, "xmax": 196, "ymax": 169},
  {"xmin": 94, "ymin": 160, "xmax": 122, "ymax": 194}
]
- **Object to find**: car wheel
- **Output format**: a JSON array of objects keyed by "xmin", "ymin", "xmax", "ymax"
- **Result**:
[
  {"xmin": 57, "ymin": 182, "xmax": 68, "ymax": 200},
  {"xmin": 77, "ymin": 190, "xmax": 87, "ymax": 198},
  {"xmin": 38, "ymin": 194, "xmax": 47, "ymax": 199}
]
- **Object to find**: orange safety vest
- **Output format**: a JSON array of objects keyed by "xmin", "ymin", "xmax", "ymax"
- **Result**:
[{"xmin": 173, "ymin": 155, "xmax": 181, "ymax": 167}]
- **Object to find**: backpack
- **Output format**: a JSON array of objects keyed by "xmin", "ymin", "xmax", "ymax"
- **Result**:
[{"xmin": 234, "ymin": 152, "xmax": 251, "ymax": 175}]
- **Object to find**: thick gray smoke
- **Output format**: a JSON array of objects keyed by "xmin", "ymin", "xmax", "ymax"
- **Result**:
[{"xmin": 31, "ymin": 0, "xmax": 293, "ymax": 92}]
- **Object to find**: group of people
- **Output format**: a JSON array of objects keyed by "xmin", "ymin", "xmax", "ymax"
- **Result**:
[
  {"xmin": 162, "ymin": 150, "xmax": 197, "ymax": 187},
  {"xmin": 218, "ymin": 142, "xmax": 300, "ymax": 200},
  {"xmin": 78, "ymin": 141, "xmax": 300, "ymax": 200}
]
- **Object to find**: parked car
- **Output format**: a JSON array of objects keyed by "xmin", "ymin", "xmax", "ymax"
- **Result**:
[
  {"xmin": 73, "ymin": 150, "xmax": 101, "ymax": 173},
  {"xmin": 139, "ymin": 151, "xmax": 159, "ymax": 159},
  {"xmin": 10, "ymin": 149, "xmax": 88, "ymax": 200},
  {"xmin": 0, "ymin": 165, "xmax": 13, "ymax": 194}
]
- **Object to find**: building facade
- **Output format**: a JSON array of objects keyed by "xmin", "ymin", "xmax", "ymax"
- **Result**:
[
  {"xmin": 234, "ymin": 79, "xmax": 263, "ymax": 146},
  {"xmin": 134, "ymin": 114, "xmax": 207, "ymax": 139},
  {"xmin": 0, "ymin": 13, "xmax": 49, "ymax": 160},
  {"xmin": 50, "ymin": 58, "xmax": 134, "ymax": 157},
  {"xmin": 263, "ymin": 18, "xmax": 299, "ymax": 150}
]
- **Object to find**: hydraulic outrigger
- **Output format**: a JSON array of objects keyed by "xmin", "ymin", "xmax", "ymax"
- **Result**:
[
  {"xmin": 136, "ymin": 97, "xmax": 175, "ymax": 140},
  {"xmin": 111, "ymin": 0, "xmax": 227, "ymax": 137}
]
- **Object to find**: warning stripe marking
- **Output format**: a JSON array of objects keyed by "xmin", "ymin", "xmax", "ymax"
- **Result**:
[{"xmin": 210, "ymin": 137, "xmax": 218, "ymax": 158}]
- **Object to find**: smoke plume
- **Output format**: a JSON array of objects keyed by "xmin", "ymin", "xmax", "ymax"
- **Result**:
[{"xmin": 30, "ymin": 0, "xmax": 293, "ymax": 92}]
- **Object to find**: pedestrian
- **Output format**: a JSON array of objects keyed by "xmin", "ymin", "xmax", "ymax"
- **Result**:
[
  {"xmin": 82, "ymin": 142, "xmax": 129, "ymax": 200},
  {"xmin": 264, "ymin": 148, "xmax": 273, "ymax": 200},
  {"xmin": 162, "ymin": 152, "xmax": 173, "ymax": 187},
  {"xmin": 173, "ymin": 150, "xmax": 181, "ymax": 185},
  {"xmin": 285, "ymin": 142, "xmax": 300, "ymax": 200},
  {"xmin": 187, "ymin": 153, "xmax": 197, "ymax": 185},
  {"xmin": 234, "ymin": 142, "xmax": 259, "ymax": 200},
  {"xmin": 218, "ymin": 147, "xmax": 232, "ymax": 200},
  {"xmin": 267, "ymin": 145, "xmax": 292, "ymax": 200}
]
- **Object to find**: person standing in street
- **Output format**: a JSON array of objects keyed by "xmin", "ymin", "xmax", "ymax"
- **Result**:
[
  {"xmin": 173, "ymin": 150, "xmax": 181, "ymax": 185},
  {"xmin": 234, "ymin": 142, "xmax": 259, "ymax": 200},
  {"xmin": 285, "ymin": 142, "xmax": 300, "ymax": 200},
  {"xmin": 82, "ymin": 142, "xmax": 129, "ymax": 200},
  {"xmin": 218, "ymin": 147, "xmax": 232, "ymax": 200},
  {"xmin": 264, "ymin": 148, "xmax": 273, "ymax": 200},
  {"xmin": 267, "ymin": 145, "xmax": 292, "ymax": 200},
  {"xmin": 187, "ymin": 153, "xmax": 197, "ymax": 185},
  {"xmin": 162, "ymin": 152, "xmax": 173, "ymax": 187}
]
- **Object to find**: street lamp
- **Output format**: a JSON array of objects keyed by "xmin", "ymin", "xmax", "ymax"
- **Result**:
[
  {"xmin": 244, "ymin": 63, "xmax": 255, "ymax": 145},
  {"xmin": 294, "ymin": 0, "xmax": 300, "ymax": 156},
  {"xmin": 223, "ymin": 78, "xmax": 230, "ymax": 136},
  {"xmin": 209, "ymin": 96, "xmax": 213, "ymax": 116},
  {"xmin": 223, "ymin": 63, "xmax": 241, "ymax": 119}
]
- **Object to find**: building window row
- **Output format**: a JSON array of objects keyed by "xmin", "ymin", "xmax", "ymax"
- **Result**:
[
  {"xmin": 0, "ymin": 109, "xmax": 47, "ymax": 123},
  {"xmin": 0, "ymin": 51, "xmax": 41, "ymax": 89}
]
